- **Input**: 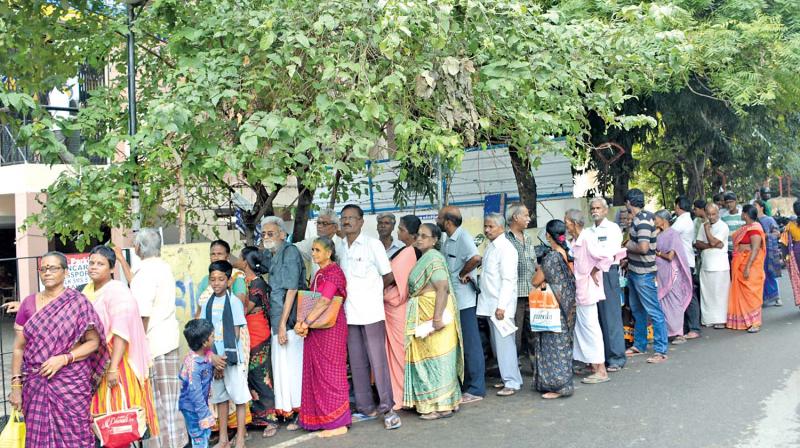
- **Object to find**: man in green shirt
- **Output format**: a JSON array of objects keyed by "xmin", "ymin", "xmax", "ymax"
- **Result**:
[{"xmin": 719, "ymin": 192, "xmax": 744, "ymax": 254}]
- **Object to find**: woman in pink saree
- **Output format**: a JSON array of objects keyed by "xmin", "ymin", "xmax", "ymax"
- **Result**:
[
  {"xmin": 654, "ymin": 210, "xmax": 693, "ymax": 343},
  {"xmin": 9, "ymin": 251, "xmax": 108, "ymax": 448},
  {"xmin": 383, "ymin": 215, "xmax": 422, "ymax": 410}
]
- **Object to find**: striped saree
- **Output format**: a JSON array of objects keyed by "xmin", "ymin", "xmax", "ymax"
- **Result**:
[{"xmin": 403, "ymin": 249, "xmax": 463, "ymax": 414}]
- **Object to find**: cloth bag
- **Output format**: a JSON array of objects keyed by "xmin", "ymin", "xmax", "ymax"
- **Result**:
[
  {"xmin": 529, "ymin": 283, "xmax": 562, "ymax": 333},
  {"xmin": 0, "ymin": 409, "xmax": 25, "ymax": 448},
  {"xmin": 92, "ymin": 386, "xmax": 146, "ymax": 448},
  {"xmin": 296, "ymin": 275, "xmax": 343, "ymax": 329}
]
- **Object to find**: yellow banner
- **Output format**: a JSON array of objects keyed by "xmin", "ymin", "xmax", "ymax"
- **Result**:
[{"xmin": 161, "ymin": 243, "xmax": 210, "ymax": 354}]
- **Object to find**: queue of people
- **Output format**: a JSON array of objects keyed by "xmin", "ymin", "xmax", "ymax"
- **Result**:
[{"xmin": 7, "ymin": 193, "xmax": 800, "ymax": 448}]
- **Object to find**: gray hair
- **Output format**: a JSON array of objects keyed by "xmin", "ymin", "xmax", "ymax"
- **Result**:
[
  {"xmin": 705, "ymin": 203, "xmax": 719, "ymax": 212},
  {"xmin": 565, "ymin": 209, "xmax": 586, "ymax": 227},
  {"xmin": 318, "ymin": 208, "xmax": 338, "ymax": 225},
  {"xmin": 42, "ymin": 251, "xmax": 68, "ymax": 269},
  {"xmin": 134, "ymin": 228, "xmax": 162, "ymax": 258},
  {"xmin": 655, "ymin": 209, "xmax": 673, "ymax": 222},
  {"xmin": 589, "ymin": 197, "xmax": 608, "ymax": 209},
  {"xmin": 505, "ymin": 204, "xmax": 527, "ymax": 224},
  {"xmin": 485, "ymin": 212, "xmax": 506, "ymax": 228},
  {"xmin": 377, "ymin": 212, "xmax": 396, "ymax": 224},
  {"xmin": 261, "ymin": 216, "xmax": 288, "ymax": 235}
]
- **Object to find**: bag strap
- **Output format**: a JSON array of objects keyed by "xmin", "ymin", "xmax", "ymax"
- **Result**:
[{"xmin": 105, "ymin": 377, "xmax": 130, "ymax": 412}]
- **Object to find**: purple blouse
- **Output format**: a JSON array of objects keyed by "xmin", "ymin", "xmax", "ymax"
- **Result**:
[{"xmin": 14, "ymin": 294, "xmax": 37, "ymax": 327}]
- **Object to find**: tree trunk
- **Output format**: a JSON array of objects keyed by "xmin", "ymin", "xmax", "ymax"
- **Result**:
[
  {"xmin": 611, "ymin": 148, "xmax": 634, "ymax": 206},
  {"xmin": 246, "ymin": 183, "xmax": 280, "ymax": 244},
  {"xmin": 292, "ymin": 185, "xmax": 314, "ymax": 243},
  {"xmin": 675, "ymin": 163, "xmax": 686, "ymax": 197},
  {"xmin": 176, "ymin": 170, "xmax": 187, "ymax": 244},
  {"xmin": 685, "ymin": 157, "xmax": 705, "ymax": 201},
  {"xmin": 328, "ymin": 170, "xmax": 342, "ymax": 210},
  {"xmin": 508, "ymin": 144, "xmax": 538, "ymax": 228}
]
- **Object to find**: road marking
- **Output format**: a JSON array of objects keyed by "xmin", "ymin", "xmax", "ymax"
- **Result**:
[
  {"xmin": 737, "ymin": 368, "xmax": 800, "ymax": 448},
  {"xmin": 270, "ymin": 432, "xmax": 319, "ymax": 448}
]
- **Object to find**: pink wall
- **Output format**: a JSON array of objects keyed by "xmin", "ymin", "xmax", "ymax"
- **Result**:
[{"xmin": 15, "ymin": 192, "xmax": 48, "ymax": 299}]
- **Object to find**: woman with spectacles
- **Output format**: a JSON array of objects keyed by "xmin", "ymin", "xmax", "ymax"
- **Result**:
[
  {"xmin": 8, "ymin": 251, "xmax": 109, "ymax": 447},
  {"xmin": 403, "ymin": 223, "xmax": 463, "ymax": 420}
]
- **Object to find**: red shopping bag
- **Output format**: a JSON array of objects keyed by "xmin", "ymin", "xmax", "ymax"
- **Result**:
[{"xmin": 92, "ymin": 386, "xmax": 146, "ymax": 448}]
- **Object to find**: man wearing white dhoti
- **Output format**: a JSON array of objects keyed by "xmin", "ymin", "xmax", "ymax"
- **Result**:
[{"xmin": 695, "ymin": 204, "xmax": 731, "ymax": 328}]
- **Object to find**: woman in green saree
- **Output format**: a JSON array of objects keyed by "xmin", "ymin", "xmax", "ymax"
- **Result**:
[{"xmin": 403, "ymin": 223, "xmax": 464, "ymax": 420}]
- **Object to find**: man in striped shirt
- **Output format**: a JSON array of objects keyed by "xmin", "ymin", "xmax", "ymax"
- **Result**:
[{"xmin": 623, "ymin": 189, "xmax": 669, "ymax": 363}]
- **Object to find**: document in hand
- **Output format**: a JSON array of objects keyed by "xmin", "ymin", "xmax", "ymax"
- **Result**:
[
  {"xmin": 490, "ymin": 315, "xmax": 518, "ymax": 338},
  {"xmin": 414, "ymin": 308, "xmax": 454, "ymax": 338}
]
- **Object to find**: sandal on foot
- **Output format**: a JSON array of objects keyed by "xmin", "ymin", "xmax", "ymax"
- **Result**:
[
  {"xmin": 493, "ymin": 383, "xmax": 505, "ymax": 389},
  {"xmin": 460, "ymin": 393, "xmax": 483, "ymax": 404},
  {"xmin": 262, "ymin": 423, "xmax": 278, "ymax": 438},
  {"xmin": 581, "ymin": 374, "xmax": 610, "ymax": 384},
  {"xmin": 747, "ymin": 326, "xmax": 761, "ymax": 333},
  {"xmin": 647, "ymin": 353, "xmax": 668, "ymax": 364},
  {"xmin": 286, "ymin": 415, "xmax": 300, "ymax": 432},
  {"xmin": 713, "ymin": 324, "xmax": 726, "ymax": 329},
  {"xmin": 671, "ymin": 336, "xmax": 687, "ymax": 345},
  {"xmin": 496, "ymin": 387, "xmax": 517, "ymax": 397},
  {"xmin": 685, "ymin": 331, "xmax": 701, "ymax": 339},
  {"xmin": 606, "ymin": 365, "xmax": 623, "ymax": 373},
  {"xmin": 625, "ymin": 347, "xmax": 645, "ymax": 357},
  {"xmin": 419, "ymin": 411, "xmax": 453, "ymax": 421},
  {"xmin": 351, "ymin": 412, "xmax": 378, "ymax": 423},
  {"xmin": 541, "ymin": 392, "xmax": 562, "ymax": 399},
  {"xmin": 384, "ymin": 411, "xmax": 402, "ymax": 430}
]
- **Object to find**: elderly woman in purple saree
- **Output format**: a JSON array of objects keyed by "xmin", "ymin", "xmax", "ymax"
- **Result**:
[
  {"xmin": 9, "ymin": 252, "xmax": 109, "ymax": 448},
  {"xmin": 654, "ymin": 211, "xmax": 693, "ymax": 342}
]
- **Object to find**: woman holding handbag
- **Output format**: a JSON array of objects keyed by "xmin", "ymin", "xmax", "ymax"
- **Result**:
[
  {"xmin": 294, "ymin": 237, "xmax": 351, "ymax": 438},
  {"xmin": 531, "ymin": 220, "xmax": 577, "ymax": 399},
  {"xmin": 84, "ymin": 246, "xmax": 159, "ymax": 440}
]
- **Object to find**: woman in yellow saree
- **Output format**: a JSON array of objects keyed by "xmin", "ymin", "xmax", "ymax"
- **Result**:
[{"xmin": 403, "ymin": 223, "xmax": 463, "ymax": 420}]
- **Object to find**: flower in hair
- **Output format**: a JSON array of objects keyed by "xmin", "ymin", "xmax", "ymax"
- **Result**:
[{"xmin": 557, "ymin": 235, "xmax": 566, "ymax": 243}]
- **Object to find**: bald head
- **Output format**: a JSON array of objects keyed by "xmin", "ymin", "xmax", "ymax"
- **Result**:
[
  {"xmin": 705, "ymin": 203, "xmax": 720, "ymax": 224},
  {"xmin": 437, "ymin": 206, "xmax": 463, "ymax": 234}
]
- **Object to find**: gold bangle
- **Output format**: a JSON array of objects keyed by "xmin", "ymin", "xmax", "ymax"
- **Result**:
[
  {"xmin": 11, "ymin": 384, "xmax": 22, "ymax": 389},
  {"xmin": 107, "ymin": 369, "xmax": 118, "ymax": 374}
]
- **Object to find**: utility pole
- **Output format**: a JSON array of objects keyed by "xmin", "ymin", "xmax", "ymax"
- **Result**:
[{"xmin": 126, "ymin": 2, "xmax": 141, "ymax": 231}]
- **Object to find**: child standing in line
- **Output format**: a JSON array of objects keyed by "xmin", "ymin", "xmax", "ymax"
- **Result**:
[
  {"xmin": 201, "ymin": 260, "xmax": 250, "ymax": 448},
  {"xmin": 179, "ymin": 319, "xmax": 216, "ymax": 448}
]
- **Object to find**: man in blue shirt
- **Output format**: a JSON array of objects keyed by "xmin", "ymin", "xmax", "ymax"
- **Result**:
[{"xmin": 438, "ymin": 206, "xmax": 485, "ymax": 403}]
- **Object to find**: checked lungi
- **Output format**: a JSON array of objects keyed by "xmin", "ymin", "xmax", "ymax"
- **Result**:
[{"xmin": 144, "ymin": 349, "xmax": 189, "ymax": 448}]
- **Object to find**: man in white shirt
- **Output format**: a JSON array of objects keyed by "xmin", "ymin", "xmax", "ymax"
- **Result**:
[
  {"xmin": 588, "ymin": 198, "xmax": 626, "ymax": 371},
  {"xmin": 338, "ymin": 204, "xmax": 401, "ymax": 429},
  {"xmin": 295, "ymin": 209, "xmax": 344, "ymax": 276},
  {"xmin": 695, "ymin": 204, "xmax": 731, "ymax": 328},
  {"xmin": 130, "ymin": 228, "xmax": 188, "ymax": 448},
  {"xmin": 672, "ymin": 196, "xmax": 701, "ymax": 340},
  {"xmin": 377, "ymin": 212, "xmax": 405, "ymax": 259},
  {"xmin": 477, "ymin": 213, "xmax": 521, "ymax": 397}
]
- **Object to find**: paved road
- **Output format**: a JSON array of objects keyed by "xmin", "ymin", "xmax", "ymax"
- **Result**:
[{"xmin": 260, "ymin": 276, "xmax": 800, "ymax": 448}]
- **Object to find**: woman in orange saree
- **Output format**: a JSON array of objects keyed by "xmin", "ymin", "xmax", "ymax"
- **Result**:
[
  {"xmin": 384, "ymin": 215, "xmax": 422, "ymax": 410},
  {"xmin": 726, "ymin": 205, "xmax": 766, "ymax": 333}
]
